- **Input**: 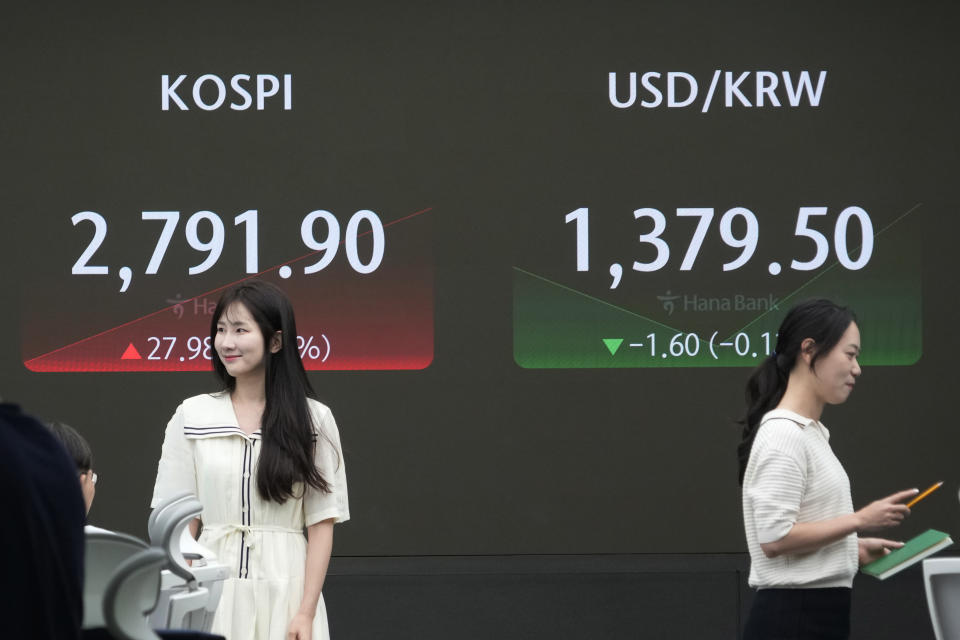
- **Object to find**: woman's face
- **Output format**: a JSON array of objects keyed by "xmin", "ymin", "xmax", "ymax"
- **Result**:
[
  {"xmin": 812, "ymin": 321, "xmax": 862, "ymax": 405},
  {"xmin": 214, "ymin": 302, "xmax": 275, "ymax": 379}
]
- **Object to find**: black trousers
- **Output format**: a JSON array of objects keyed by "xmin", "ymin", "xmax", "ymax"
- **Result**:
[{"xmin": 743, "ymin": 587, "xmax": 852, "ymax": 640}]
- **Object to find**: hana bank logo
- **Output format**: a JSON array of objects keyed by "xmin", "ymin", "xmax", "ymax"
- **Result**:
[
  {"xmin": 166, "ymin": 294, "xmax": 217, "ymax": 319},
  {"xmin": 658, "ymin": 291, "xmax": 779, "ymax": 315}
]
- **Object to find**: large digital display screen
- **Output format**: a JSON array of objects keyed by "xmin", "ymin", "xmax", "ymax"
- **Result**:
[{"xmin": 1, "ymin": 3, "xmax": 955, "ymax": 555}]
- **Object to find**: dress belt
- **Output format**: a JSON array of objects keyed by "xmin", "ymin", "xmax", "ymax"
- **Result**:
[{"xmin": 201, "ymin": 523, "xmax": 304, "ymax": 549}]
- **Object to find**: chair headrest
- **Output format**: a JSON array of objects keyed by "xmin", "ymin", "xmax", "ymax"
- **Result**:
[
  {"xmin": 159, "ymin": 497, "xmax": 203, "ymax": 583},
  {"xmin": 148, "ymin": 492, "xmax": 194, "ymax": 545},
  {"xmin": 103, "ymin": 547, "xmax": 166, "ymax": 640}
]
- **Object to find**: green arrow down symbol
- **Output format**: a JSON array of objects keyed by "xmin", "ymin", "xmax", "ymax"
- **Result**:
[{"xmin": 602, "ymin": 338, "xmax": 624, "ymax": 356}]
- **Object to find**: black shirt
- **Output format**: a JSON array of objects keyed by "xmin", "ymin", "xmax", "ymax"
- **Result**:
[{"xmin": 0, "ymin": 402, "xmax": 86, "ymax": 639}]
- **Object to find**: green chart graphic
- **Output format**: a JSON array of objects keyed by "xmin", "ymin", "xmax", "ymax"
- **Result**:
[{"xmin": 514, "ymin": 213, "xmax": 922, "ymax": 369}]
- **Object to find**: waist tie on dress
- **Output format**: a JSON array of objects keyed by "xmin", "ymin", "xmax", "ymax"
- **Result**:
[{"xmin": 201, "ymin": 523, "xmax": 304, "ymax": 549}]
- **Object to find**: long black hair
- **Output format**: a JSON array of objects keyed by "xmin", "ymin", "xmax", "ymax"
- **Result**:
[
  {"xmin": 737, "ymin": 299, "xmax": 857, "ymax": 485},
  {"xmin": 211, "ymin": 279, "xmax": 332, "ymax": 502}
]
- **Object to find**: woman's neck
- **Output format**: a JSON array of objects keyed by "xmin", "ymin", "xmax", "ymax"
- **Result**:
[
  {"xmin": 777, "ymin": 375, "xmax": 823, "ymax": 422},
  {"xmin": 231, "ymin": 372, "xmax": 266, "ymax": 406}
]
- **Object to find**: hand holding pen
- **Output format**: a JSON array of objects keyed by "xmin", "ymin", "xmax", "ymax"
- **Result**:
[
  {"xmin": 856, "ymin": 488, "xmax": 919, "ymax": 530},
  {"xmin": 906, "ymin": 481, "xmax": 943, "ymax": 508},
  {"xmin": 855, "ymin": 482, "xmax": 943, "ymax": 532}
]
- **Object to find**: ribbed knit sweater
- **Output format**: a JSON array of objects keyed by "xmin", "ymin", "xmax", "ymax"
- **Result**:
[{"xmin": 742, "ymin": 409, "xmax": 858, "ymax": 589}]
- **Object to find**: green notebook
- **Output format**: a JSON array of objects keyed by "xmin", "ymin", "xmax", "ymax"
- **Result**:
[{"xmin": 861, "ymin": 529, "xmax": 953, "ymax": 580}]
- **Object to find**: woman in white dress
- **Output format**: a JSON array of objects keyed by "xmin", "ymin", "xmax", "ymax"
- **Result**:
[{"xmin": 152, "ymin": 280, "xmax": 349, "ymax": 640}]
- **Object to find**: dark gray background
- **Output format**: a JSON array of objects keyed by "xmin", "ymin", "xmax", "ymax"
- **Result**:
[{"xmin": 1, "ymin": 2, "xmax": 957, "ymax": 562}]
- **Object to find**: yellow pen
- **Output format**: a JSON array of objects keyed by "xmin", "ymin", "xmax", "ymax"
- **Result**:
[{"xmin": 906, "ymin": 481, "xmax": 943, "ymax": 508}]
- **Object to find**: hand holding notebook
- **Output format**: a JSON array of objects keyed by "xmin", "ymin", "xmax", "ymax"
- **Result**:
[
  {"xmin": 861, "ymin": 529, "xmax": 953, "ymax": 580},
  {"xmin": 858, "ymin": 537, "xmax": 905, "ymax": 566}
]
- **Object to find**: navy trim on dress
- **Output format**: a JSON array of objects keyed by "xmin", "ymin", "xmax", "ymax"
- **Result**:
[
  {"xmin": 184, "ymin": 424, "xmax": 262, "ymax": 440},
  {"xmin": 238, "ymin": 441, "xmax": 249, "ymax": 578},
  {"xmin": 247, "ymin": 442, "xmax": 256, "ymax": 577}
]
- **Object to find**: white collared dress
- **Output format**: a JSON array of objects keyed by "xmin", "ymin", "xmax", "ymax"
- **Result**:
[{"xmin": 151, "ymin": 392, "xmax": 349, "ymax": 640}]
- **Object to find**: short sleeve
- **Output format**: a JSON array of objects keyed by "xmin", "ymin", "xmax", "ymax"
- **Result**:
[
  {"xmin": 745, "ymin": 446, "xmax": 805, "ymax": 544},
  {"xmin": 303, "ymin": 403, "xmax": 350, "ymax": 525},
  {"xmin": 150, "ymin": 404, "xmax": 198, "ymax": 508}
]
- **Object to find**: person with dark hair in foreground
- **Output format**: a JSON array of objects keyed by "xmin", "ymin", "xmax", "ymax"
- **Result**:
[
  {"xmin": 738, "ymin": 299, "xmax": 918, "ymax": 640},
  {"xmin": 0, "ymin": 401, "xmax": 86, "ymax": 640},
  {"xmin": 152, "ymin": 280, "xmax": 349, "ymax": 640},
  {"xmin": 46, "ymin": 420, "xmax": 98, "ymax": 516}
]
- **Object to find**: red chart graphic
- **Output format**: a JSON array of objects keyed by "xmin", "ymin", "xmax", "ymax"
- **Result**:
[{"xmin": 24, "ymin": 208, "xmax": 433, "ymax": 372}]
